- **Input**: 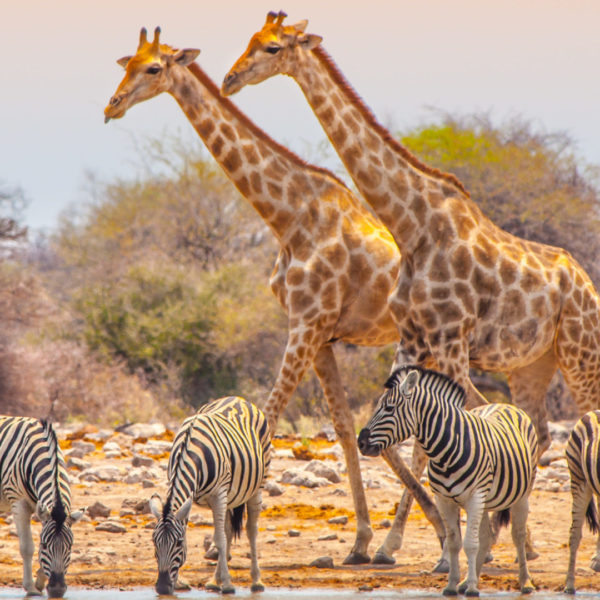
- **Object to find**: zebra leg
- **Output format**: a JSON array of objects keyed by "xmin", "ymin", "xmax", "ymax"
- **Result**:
[
  {"xmin": 13, "ymin": 500, "xmax": 41, "ymax": 597},
  {"xmin": 436, "ymin": 496, "xmax": 461, "ymax": 596},
  {"xmin": 246, "ymin": 492, "xmax": 264, "ymax": 592},
  {"xmin": 590, "ymin": 496, "xmax": 600, "ymax": 572},
  {"xmin": 313, "ymin": 344, "xmax": 372, "ymax": 564},
  {"xmin": 459, "ymin": 492, "xmax": 485, "ymax": 597},
  {"xmin": 207, "ymin": 490, "xmax": 234, "ymax": 594},
  {"xmin": 474, "ymin": 511, "xmax": 492, "ymax": 577},
  {"xmin": 510, "ymin": 496, "xmax": 535, "ymax": 593},
  {"xmin": 375, "ymin": 444, "xmax": 447, "ymax": 571},
  {"xmin": 565, "ymin": 485, "xmax": 593, "ymax": 593}
]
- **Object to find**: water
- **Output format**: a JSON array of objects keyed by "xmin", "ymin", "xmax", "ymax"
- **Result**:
[{"xmin": 0, "ymin": 590, "xmax": 597, "ymax": 600}]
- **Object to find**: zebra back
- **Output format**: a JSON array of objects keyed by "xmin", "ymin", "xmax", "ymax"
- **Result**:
[
  {"xmin": 0, "ymin": 416, "xmax": 71, "ymax": 516},
  {"xmin": 567, "ymin": 410, "xmax": 600, "ymax": 499},
  {"xmin": 164, "ymin": 396, "xmax": 270, "ymax": 515}
]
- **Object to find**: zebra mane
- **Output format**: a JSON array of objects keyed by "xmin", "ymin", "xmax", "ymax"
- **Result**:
[
  {"xmin": 40, "ymin": 420, "xmax": 67, "ymax": 526},
  {"xmin": 163, "ymin": 414, "xmax": 197, "ymax": 519},
  {"xmin": 384, "ymin": 366, "xmax": 467, "ymax": 407}
]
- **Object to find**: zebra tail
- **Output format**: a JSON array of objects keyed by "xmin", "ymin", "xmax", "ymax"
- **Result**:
[
  {"xmin": 496, "ymin": 508, "xmax": 511, "ymax": 529},
  {"xmin": 586, "ymin": 499, "xmax": 599, "ymax": 534},
  {"xmin": 230, "ymin": 504, "xmax": 245, "ymax": 540}
]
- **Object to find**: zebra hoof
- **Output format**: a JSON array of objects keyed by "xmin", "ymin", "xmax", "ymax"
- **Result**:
[
  {"xmin": 465, "ymin": 589, "xmax": 480, "ymax": 597},
  {"xmin": 526, "ymin": 549, "xmax": 540, "ymax": 561},
  {"xmin": 222, "ymin": 584, "xmax": 236, "ymax": 594},
  {"xmin": 442, "ymin": 587, "xmax": 457, "ymax": 596},
  {"xmin": 564, "ymin": 586, "xmax": 576, "ymax": 595},
  {"xmin": 251, "ymin": 583, "xmax": 265, "ymax": 592},
  {"xmin": 590, "ymin": 557, "xmax": 600, "ymax": 572},
  {"xmin": 342, "ymin": 551, "xmax": 371, "ymax": 565},
  {"xmin": 432, "ymin": 558, "xmax": 450, "ymax": 574},
  {"xmin": 205, "ymin": 581, "xmax": 220, "ymax": 592},
  {"xmin": 372, "ymin": 551, "xmax": 396, "ymax": 565},
  {"xmin": 521, "ymin": 585, "xmax": 535, "ymax": 595},
  {"xmin": 25, "ymin": 592, "xmax": 43, "ymax": 598},
  {"xmin": 204, "ymin": 545, "xmax": 219, "ymax": 560},
  {"xmin": 484, "ymin": 552, "xmax": 493, "ymax": 564}
]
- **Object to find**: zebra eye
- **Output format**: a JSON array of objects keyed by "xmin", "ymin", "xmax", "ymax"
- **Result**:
[{"xmin": 39, "ymin": 542, "xmax": 47, "ymax": 550}]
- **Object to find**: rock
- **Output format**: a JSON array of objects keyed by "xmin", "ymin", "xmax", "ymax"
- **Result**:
[
  {"xmin": 315, "ymin": 423, "xmax": 337, "ymax": 442},
  {"xmin": 548, "ymin": 421, "xmax": 570, "ymax": 443},
  {"xmin": 120, "ymin": 423, "xmax": 166, "ymax": 440},
  {"xmin": 279, "ymin": 468, "xmax": 331, "ymax": 488},
  {"xmin": 66, "ymin": 457, "xmax": 91, "ymax": 471},
  {"xmin": 95, "ymin": 521, "xmax": 126, "ymax": 534},
  {"xmin": 331, "ymin": 488, "xmax": 347, "ymax": 497},
  {"xmin": 309, "ymin": 556, "xmax": 334, "ymax": 568},
  {"xmin": 266, "ymin": 536, "xmax": 277, "ymax": 544},
  {"xmin": 87, "ymin": 501, "xmax": 111, "ymax": 519},
  {"xmin": 71, "ymin": 441, "xmax": 96, "ymax": 455},
  {"xmin": 288, "ymin": 529, "xmax": 301, "ymax": 537},
  {"xmin": 132, "ymin": 453, "xmax": 155, "ymax": 468},
  {"xmin": 78, "ymin": 466, "xmax": 123, "ymax": 483},
  {"xmin": 264, "ymin": 480, "xmax": 284, "ymax": 497},
  {"xmin": 142, "ymin": 479, "xmax": 155, "ymax": 489},
  {"xmin": 318, "ymin": 533, "xmax": 338, "ymax": 541},
  {"xmin": 119, "ymin": 509, "xmax": 135, "ymax": 517},
  {"xmin": 304, "ymin": 460, "xmax": 342, "ymax": 483},
  {"xmin": 64, "ymin": 424, "xmax": 98, "ymax": 441},
  {"xmin": 327, "ymin": 515, "xmax": 348, "ymax": 525},
  {"xmin": 539, "ymin": 449, "xmax": 565, "ymax": 466},
  {"xmin": 82, "ymin": 429, "xmax": 113, "ymax": 443},
  {"xmin": 380, "ymin": 519, "xmax": 392, "ymax": 528},
  {"xmin": 102, "ymin": 441, "xmax": 123, "ymax": 455},
  {"xmin": 137, "ymin": 441, "xmax": 172, "ymax": 457}
]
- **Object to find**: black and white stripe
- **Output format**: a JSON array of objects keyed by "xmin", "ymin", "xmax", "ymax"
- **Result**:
[
  {"xmin": 564, "ymin": 409, "xmax": 600, "ymax": 593},
  {"xmin": 0, "ymin": 416, "xmax": 83, "ymax": 598},
  {"xmin": 358, "ymin": 366, "xmax": 537, "ymax": 596},
  {"xmin": 150, "ymin": 396, "xmax": 271, "ymax": 595}
]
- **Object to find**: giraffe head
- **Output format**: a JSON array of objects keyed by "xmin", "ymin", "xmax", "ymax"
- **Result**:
[
  {"xmin": 221, "ymin": 11, "xmax": 322, "ymax": 96},
  {"xmin": 104, "ymin": 27, "xmax": 200, "ymax": 122}
]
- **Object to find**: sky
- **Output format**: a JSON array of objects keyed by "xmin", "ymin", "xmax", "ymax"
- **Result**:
[{"xmin": 1, "ymin": 0, "xmax": 599, "ymax": 232}]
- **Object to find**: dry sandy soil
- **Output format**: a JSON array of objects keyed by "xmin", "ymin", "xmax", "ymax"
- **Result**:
[{"xmin": 0, "ymin": 427, "xmax": 598, "ymax": 594}]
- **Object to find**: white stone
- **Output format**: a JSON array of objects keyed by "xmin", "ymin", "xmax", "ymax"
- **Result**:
[{"xmin": 304, "ymin": 460, "xmax": 341, "ymax": 483}]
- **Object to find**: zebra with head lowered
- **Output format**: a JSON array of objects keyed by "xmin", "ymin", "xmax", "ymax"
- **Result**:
[
  {"xmin": 150, "ymin": 396, "xmax": 271, "ymax": 595},
  {"xmin": 564, "ymin": 409, "xmax": 600, "ymax": 593},
  {"xmin": 0, "ymin": 416, "xmax": 84, "ymax": 598},
  {"xmin": 358, "ymin": 366, "xmax": 538, "ymax": 597}
]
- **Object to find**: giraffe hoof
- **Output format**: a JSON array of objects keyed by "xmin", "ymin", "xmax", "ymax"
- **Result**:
[
  {"xmin": 371, "ymin": 551, "xmax": 396, "ymax": 565},
  {"xmin": 432, "ymin": 558, "xmax": 450, "ymax": 574},
  {"xmin": 342, "ymin": 551, "xmax": 371, "ymax": 565}
]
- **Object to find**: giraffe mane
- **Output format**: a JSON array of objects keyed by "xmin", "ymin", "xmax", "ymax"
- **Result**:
[
  {"xmin": 311, "ymin": 46, "xmax": 471, "ymax": 199},
  {"xmin": 186, "ymin": 62, "xmax": 351, "ymax": 192}
]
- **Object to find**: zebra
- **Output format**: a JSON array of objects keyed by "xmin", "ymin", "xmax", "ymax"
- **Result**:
[
  {"xmin": 357, "ymin": 366, "xmax": 538, "ymax": 597},
  {"xmin": 564, "ymin": 409, "xmax": 600, "ymax": 594},
  {"xmin": 149, "ymin": 396, "xmax": 271, "ymax": 595},
  {"xmin": 0, "ymin": 416, "xmax": 84, "ymax": 598}
]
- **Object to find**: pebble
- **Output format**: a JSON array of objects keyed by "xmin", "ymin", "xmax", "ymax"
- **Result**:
[
  {"xmin": 309, "ymin": 556, "xmax": 334, "ymax": 568},
  {"xmin": 288, "ymin": 529, "xmax": 301, "ymax": 537},
  {"xmin": 317, "ymin": 533, "xmax": 338, "ymax": 541},
  {"xmin": 95, "ymin": 521, "xmax": 126, "ymax": 534},
  {"xmin": 327, "ymin": 515, "xmax": 348, "ymax": 525}
]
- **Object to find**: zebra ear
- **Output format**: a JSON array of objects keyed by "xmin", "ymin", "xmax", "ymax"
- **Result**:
[
  {"xmin": 36, "ymin": 502, "xmax": 51, "ymax": 522},
  {"xmin": 401, "ymin": 370, "xmax": 420, "ymax": 394},
  {"xmin": 175, "ymin": 497, "xmax": 193, "ymax": 522},
  {"xmin": 149, "ymin": 494, "xmax": 163, "ymax": 520}
]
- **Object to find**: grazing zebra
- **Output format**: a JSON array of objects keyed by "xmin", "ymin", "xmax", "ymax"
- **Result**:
[
  {"xmin": 0, "ymin": 416, "xmax": 84, "ymax": 598},
  {"xmin": 357, "ymin": 366, "xmax": 538, "ymax": 597},
  {"xmin": 149, "ymin": 396, "xmax": 271, "ymax": 595},
  {"xmin": 564, "ymin": 409, "xmax": 600, "ymax": 594}
]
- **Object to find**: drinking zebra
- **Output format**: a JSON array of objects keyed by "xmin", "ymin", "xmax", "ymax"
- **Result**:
[
  {"xmin": 0, "ymin": 416, "xmax": 84, "ymax": 598},
  {"xmin": 564, "ymin": 409, "xmax": 600, "ymax": 594},
  {"xmin": 149, "ymin": 396, "xmax": 271, "ymax": 595},
  {"xmin": 358, "ymin": 366, "xmax": 538, "ymax": 596}
]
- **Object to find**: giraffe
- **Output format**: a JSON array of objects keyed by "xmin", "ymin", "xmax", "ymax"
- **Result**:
[
  {"xmin": 222, "ymin": 10, "xmax": 600, "ymax": 566},
  {"xmin": 103, "ymin": 27, "xmax": 447, "ymax": 565}
]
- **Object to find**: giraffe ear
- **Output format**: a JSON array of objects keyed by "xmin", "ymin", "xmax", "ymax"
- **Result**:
[
  {"xmin": 298, "ymin": 33, "xmax": 322, "ymax": 50},
  {"xmin": 401, "ymin": 370, "xmax": 420, "ymax": 395},
  {"xmin": 173, "ymin": 48, "xmax": 201, "ymax": 66},
  {"xmin": 116, "ymin": 56, "xmax": 132, "ymax": 69}
]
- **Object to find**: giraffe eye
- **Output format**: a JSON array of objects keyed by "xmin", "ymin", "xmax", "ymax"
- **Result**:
[
  {"xmin": 146, "ymin": 65, "xmax": 162, "ymax": 75},
  {"xmin": 265, "ymin": 45, "xmax": 281, "ymax": 55}
]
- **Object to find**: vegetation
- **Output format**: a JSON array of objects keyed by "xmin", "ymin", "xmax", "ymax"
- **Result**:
[{"xmin": 1, "ymin": 115, "xmax": 598, "ymax": 426}]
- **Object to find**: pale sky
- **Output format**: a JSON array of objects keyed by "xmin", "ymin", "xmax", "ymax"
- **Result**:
[{"xmin": 1, "ymin": 0, "xmax": 599, "ymax": 231}]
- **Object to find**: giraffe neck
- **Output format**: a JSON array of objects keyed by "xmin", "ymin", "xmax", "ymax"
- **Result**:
[
  {"xmin": 168, "ymin": 64, "xmax": 345, "ymax": 246},
  {"xmin": 289, "ymin": 46, "xmax": 470, "ymax": 254}
]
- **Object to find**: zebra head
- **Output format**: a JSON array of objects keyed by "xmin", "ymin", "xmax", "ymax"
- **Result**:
[
  {"xmin": 36, "ymin": 502, "xmax": 85, "ymax": 598},
  {"xmin": 150, "ymin": 494, "xmax": 192, "ymax": 596},
  {"xmin": 358, "ymin": 368, "xmax": 420, "ymax": 457}
]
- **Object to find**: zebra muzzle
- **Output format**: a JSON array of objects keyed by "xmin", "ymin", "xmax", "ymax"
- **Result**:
[
  {"xmin": 357, "ymin": 428, "xmax": 380, "ymax": 457},
  {"xmin": 47, "ymin": 572, "xmax": 66, "ymax": 598},
  {"xmin": 155, "ymin": 570, "xmax": 175, "ymax": 596}
]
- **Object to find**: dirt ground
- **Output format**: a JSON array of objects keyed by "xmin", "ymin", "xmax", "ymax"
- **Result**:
[{"xmin": 0, "ymin": 430, "xmax": 598, "ymax": 594}]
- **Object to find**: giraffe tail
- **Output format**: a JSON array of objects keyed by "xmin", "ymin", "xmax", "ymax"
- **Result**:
[{"xmin": 586, "ymin": 499, "xmax": 599, "ymax": 534}]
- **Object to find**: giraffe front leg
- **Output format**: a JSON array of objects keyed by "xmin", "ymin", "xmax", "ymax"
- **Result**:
[
  {"xmin": 13, "ymin": 501, "xmax": 41, "ymax": 597},
  {"xmin": 377, "ymin": 444, "xmax": 446, "ymax": 569},
  {"xmin": 313, "ymin": 344, "xmax": 372, "ymax": 564},
  {"xmin": 436, "ymin": 496, "xmax": 461, "ymax": 596},
  {"xmin": 207, "ymin": 489, "xmax": 234, "ymax": 594},
  {"xmin": 246, "ymin": 492, "xmax": 264, "ymax": 592}
]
